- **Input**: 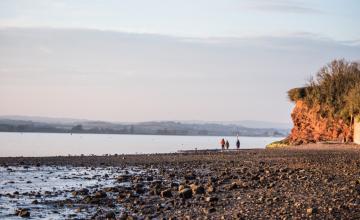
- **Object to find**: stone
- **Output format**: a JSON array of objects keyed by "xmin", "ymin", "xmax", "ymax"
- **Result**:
[
  {"xmin": 206, "ymin": 185, "xmax": 216, "ymax": 193},
  {"xmin": 72, "ymin": 188, "xmax": 89, "ymax": 196},
  {"xmin": 205, "ymin": 196, "xmax": 218, "ymax": 202},
  {"xmin": 178, "ymin": 184, "xmax": 188, "ymax": 192},
  {"xmin": 179, "ymin": 188, "xmax": 192, "ymax": 199},
  {"xmin": 161, "ymin": 189, "xmax": 173, "ymax": 198},
  {"xmin": 31, "ymin": 200, "xmax": 38, "ymax": 204},
  {"xmin": 94, "ymin": 190, "xmax": 107, "ymax": 198},
  {"xmin": 16, "ymin": 209, "xmax": 30, "ymax": 218},
  {"xmin": 203, "ymin": 207, "xmax": 216, "ymax": 214},
  {"xmin": 190, "ymin": 184, "xmax": 205, "ymax": 194},
  {"xmin": 225, "ymin": 182, "xmax": 238, "ymax": 190},
  {"xmin": 117, "ymin": 175, "xmax": 131, "ymax": 182},
  {"xmin": 307, "ymin": 207, "xmax": 318, "ymax": 215},
  {"xmin": 105, "ymin": 211, "xmax": 116, "ymax": 219}
]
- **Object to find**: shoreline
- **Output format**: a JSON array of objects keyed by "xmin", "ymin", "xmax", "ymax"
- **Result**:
[{"xmin": 1, "ymin": 143, "xmax": 359, "ymax": 165}]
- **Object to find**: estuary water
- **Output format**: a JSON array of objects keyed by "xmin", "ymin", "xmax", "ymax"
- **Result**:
[{"xmin": 0, "ymin": 132, "xmax": 284, "ymax": 157}]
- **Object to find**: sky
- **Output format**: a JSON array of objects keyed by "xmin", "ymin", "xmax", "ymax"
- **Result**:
[{"xmin": 0, "ymin": 0, "xmax": 359, "ymax": 123}]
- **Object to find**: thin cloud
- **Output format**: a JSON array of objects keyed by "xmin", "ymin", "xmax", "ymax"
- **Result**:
[{"xmin": 247, "ymin": 2, "xmax": 322, "ymax": 14}]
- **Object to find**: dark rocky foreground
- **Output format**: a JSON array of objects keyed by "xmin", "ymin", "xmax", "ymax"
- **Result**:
[{"xmin": 1, "ymin": 145, "xmax": 360, "ymax": 219}]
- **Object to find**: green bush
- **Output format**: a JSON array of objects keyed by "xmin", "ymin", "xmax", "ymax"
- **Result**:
[
  {"xmin": 288, "ymin": 59, "xmax": 360, "ymax": 123},
  {"xmin": 287, "ymin": 87, "xmax": 307, "ymax": 102}
]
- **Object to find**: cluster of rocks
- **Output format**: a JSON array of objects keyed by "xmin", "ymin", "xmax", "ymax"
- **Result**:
[{"xmin": 1, "ymin": 148, "xmax": 360, "ymax": 219}]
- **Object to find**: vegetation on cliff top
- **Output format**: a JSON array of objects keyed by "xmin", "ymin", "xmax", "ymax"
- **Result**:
[{"xmin": 288, "ymin": 59, "xmax": 360, "ymax": 124}]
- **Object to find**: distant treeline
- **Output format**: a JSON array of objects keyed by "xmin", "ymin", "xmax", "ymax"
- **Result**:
[{"xmin": 0, "ymin": 120, "xmax": 288, "ymax": 137}]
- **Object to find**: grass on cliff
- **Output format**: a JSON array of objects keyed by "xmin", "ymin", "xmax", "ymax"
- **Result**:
[
  {"xmin": 288, "ymin": 59, "xmax": 360, "ymax": 124},
  {"xmin": 266, "ymin": 139, "xmax": 290, "ymax": 148}
]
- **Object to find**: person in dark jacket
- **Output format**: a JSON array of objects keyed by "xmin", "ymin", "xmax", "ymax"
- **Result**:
[
  {"xmin": 225, "ymin": 140, "xmax": 230, "ymax": 150},
  {"xmin": 236, "ymin": 138, "xmax": 240, "ymax": 149}
]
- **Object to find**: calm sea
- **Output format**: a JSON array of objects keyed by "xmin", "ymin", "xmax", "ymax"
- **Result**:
[{"xmin": 0, "ymin": 132, "xmax": 284, "ymax": 157}]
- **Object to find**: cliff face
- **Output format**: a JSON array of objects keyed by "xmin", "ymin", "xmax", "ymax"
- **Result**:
[
  {"xmin": 354, "ymin": 119, "xmax": 360, "ymax": 144},
  {"xmin": 288, "ymin": 100, "xmax": 352, "ymax": 145}
]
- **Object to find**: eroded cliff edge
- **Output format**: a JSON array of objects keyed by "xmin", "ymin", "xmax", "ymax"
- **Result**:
[{"xmin": 287, "ymin": 100, "xmax": 352, "ymax": 145}]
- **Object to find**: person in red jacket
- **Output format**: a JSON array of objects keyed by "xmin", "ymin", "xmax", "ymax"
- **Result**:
[{"xmin": 220, "ymin": 138, "xmax": 225, "ymax": 150}]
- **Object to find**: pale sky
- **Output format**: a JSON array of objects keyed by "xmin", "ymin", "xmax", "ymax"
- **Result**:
[{"xmin": 0, "ymin": 0, "xmax": 359, "ymax": 123}]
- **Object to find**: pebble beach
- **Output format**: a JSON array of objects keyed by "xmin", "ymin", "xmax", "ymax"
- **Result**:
[{"xmin": 1, "ymin": 144, "xmax": 360, "ymax": 219}]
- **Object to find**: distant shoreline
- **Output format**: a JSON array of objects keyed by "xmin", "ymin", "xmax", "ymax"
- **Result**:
[
  {"xmin": 0, "ymin": 130, "xmax": 285, "ymax": 138},
  {"xmin": 0, "ymin": 143, "xmax": 358, "ymax": 161}
]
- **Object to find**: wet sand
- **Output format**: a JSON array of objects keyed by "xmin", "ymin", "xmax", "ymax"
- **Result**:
[{"xmin": 1, "ymin": 144, "xmax": 360, "ymax": 219}]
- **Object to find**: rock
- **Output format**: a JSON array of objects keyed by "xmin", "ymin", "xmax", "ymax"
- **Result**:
[
  {"xmin": 209, "ymin": 176, "xmax": 218, "ymax": 183},
  {"xmin": 149, "ymin": 187, "xmax": 161, "ymax": 196},
  {"xmin": 118, "ymin": 213, "xmax": 128, "ymax": 220},
  {"xmin": 134, "ymin": 184, "xmax": 145, "ymax": 194},
  {"xmin": 294, "ymin": 202, "xmax": 301, "ymax": 208},
  {"xmin": 161, "ymin": 189, "xmax": 173, "ymax": 198},
  {"xmin": 16, "ymin": 208, "xmax": 30, "ymax": 218},
  {"xmin": 105, "ymin": 211, "xmax": 116, "ymax": 219},
  {"xmin": 206, "ymin": 185, "xmax": 216, "ymax": 193},
  {"xmin": 307, "ymin": 207, "xmax": 318, "ymax": 215},
  {"xmin": 205, "ymin": 196, "xmax": 218, "ymax": 202},
  {"xmin": 203, "ymin": 207, "xmax": 216, "ymax": 214},
  {"xmin": 72, "ymin": 188, "xmax": 89, "ymax": 196},
  {"xmin": 185, "ymin": 173, "xmax": 196, "ymax": 181},
  {"xmin": 268, "ymin": 182, "xmax": 275, "ymax": 188},
  {"xmin": 31, "ymin": 200, "xmax": 39, "ymax": 204},
  {"xmin": 94, "ymin": 191, "xmax": 107, "ymax": 198},
  {"xmin": 68, "ymin": 213, "xmax": 77, "ymax": 218},
  {"xmin": 179, "ymin": 188, "xmax": 192, "ymax": 199},
  {"xmin": 190, "ymin": 184, "xmax": 205, "ymax": 194},
  {"xmin": 140, "ymin": 205, "xmax": 156, "ymax": 215},
  {"xmin": 178, "ymin": 184, "xmax": 189, "ymax": 192},
  {"xmin": 117, "ymin": 175, "xmax": 131, "ymax": 182},
  {"xmin": 225, "ymin": 182, "xmax": 238, "ymax": 190},
  {"xmin": 171, "ymin": 182, "xmax": 179, "ymax": 188}
]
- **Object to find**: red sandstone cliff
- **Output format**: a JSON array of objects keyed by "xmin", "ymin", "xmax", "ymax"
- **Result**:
[{"xmin": 287, "ymin": 100, "xmax": 352, "ymax": 145}]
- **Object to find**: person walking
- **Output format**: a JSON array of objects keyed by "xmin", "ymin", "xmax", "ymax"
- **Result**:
[
  {"xmin": 225, "ymin": 140, "xmax": 230, "ymax": 150},
  {"xmin": 236, "ymin": 138, "xmax": 240, "ymax": 150},
  {"xmin": 220, "ymin": 138, "xmax": 225, "ymax": 150}
]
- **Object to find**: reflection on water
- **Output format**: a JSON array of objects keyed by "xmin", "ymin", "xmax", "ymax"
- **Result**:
[
  {"xmin": 0, "ymin": 165, "xmax": 142, "ymax": 219},
  {"xmin": 0, "ymin": 132, "xmax": 284, "ymax": 157}
]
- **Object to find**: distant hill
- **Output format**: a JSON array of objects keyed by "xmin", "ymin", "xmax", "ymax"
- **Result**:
[
  {"xmin": 177, "ymin": 120, "xmax": 291, "ymax": 129},
  {"xmin": 0, "ymin": 116, "xmax": 290, "ymax": 137},
  {"xmin": 0, "ymin": 115, "xmax": 87, "ymax": 124},
  {"xmin": 231, "ymin": 120, "xmax": 292, "ymax": 129}
]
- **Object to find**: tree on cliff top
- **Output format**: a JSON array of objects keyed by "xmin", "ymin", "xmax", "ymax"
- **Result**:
[
  {"xmin": 343, "ymin": 83, "xmax": 360, "ymax": 125},
  {"xmin": 288, "ymin": 59, "xmax": 360, "ymax": 124}
]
